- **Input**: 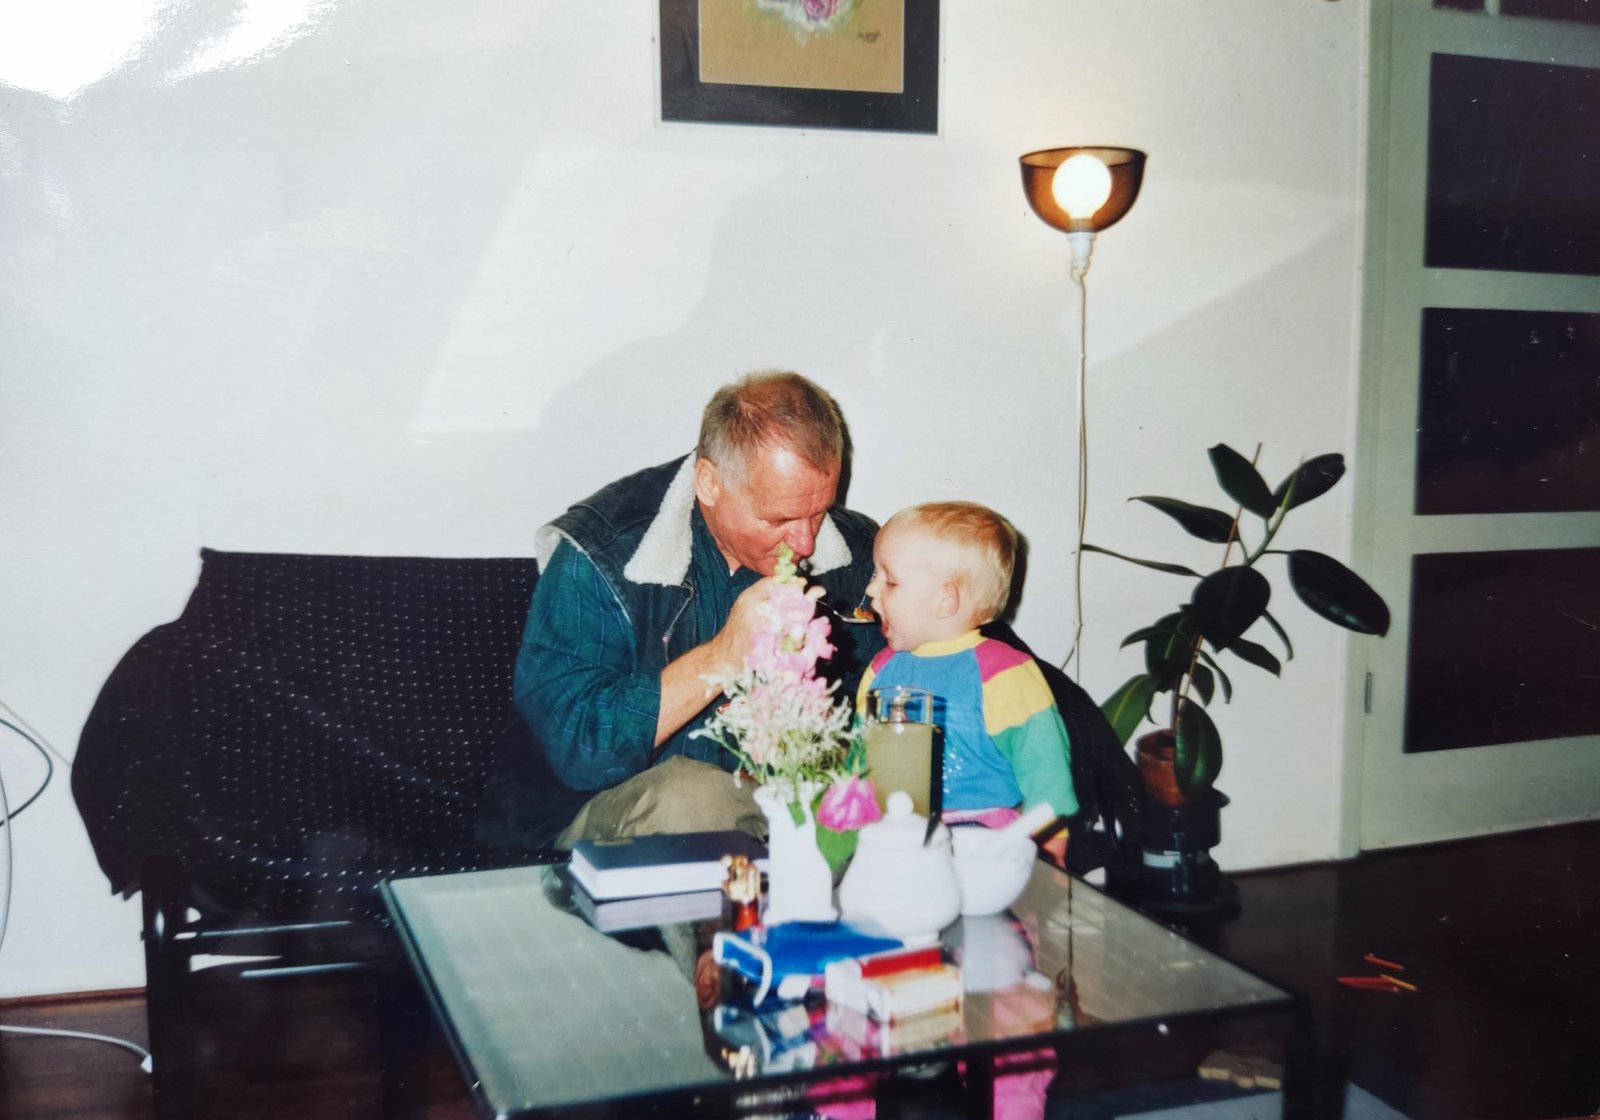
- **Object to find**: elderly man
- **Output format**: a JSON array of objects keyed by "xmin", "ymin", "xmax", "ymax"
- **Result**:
[{"xmin": 483, "ymin": 372, "xmax": 882, "ymax": 850}]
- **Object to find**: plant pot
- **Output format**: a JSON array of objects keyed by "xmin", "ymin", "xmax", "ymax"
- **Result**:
[
  {"xmin": 1135, "ymin": 730, "xmax": 1192, "ymax": 807},
  {"xmin": 1132, "ymin": 733, "xmax": 1237, "ymax": 917},
  {"xmin": 1138, "ymin": 790, "xmax": 1235, "ymax": 917}
]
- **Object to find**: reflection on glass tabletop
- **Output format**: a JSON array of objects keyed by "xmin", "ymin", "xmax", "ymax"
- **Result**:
[{"xmin": 383, "ymin": 860, "xmax": 1290, "ymax": 1118}]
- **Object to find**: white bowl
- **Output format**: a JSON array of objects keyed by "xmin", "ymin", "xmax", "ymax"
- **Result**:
[{"xmin": 950, "ymin": 828, "xmax": 1036, "ymax": 916}]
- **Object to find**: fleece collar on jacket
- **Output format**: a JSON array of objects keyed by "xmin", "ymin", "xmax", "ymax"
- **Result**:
[{"xmin": 535, "ymin": 456, "xmax": 855, "ymax": 587}]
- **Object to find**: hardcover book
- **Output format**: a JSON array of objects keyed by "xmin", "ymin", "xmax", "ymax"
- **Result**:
[
  {"xmin": 824, "ymin": 959, "xmax": 965, "ymax": 1021},
  {"xmin": 571, "ymin": 886, "xmax": 725, "ymax": 933},
  {"xmin": 568, "ymin": 830, "xmax": 768, "ymax": 900}
]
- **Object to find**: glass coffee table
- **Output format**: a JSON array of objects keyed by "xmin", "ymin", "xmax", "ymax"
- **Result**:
[{"xmin": 382, "ymin": 861, "xmax": 1300, "ymax": 1118}]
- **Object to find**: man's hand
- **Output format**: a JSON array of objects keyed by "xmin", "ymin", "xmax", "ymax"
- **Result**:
[
  {"xmin": 654, "ymin": 576, "xmax": 822, "ymax": 748},
  {"xmin": 705, "ymin": 576, "xmax": 782, "ymax": 680}
]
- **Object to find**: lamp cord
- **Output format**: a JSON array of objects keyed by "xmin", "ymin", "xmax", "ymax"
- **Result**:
[
  {"xmin": 0, "ymin": 698, "xmax": 73, "ymax": 768},
  {"xmin": 0, "ymin": 706, "xmax": 59, "ymax": 966},
  {"xmin": 0, "ymin": 745, "xmax": 11, "ymax": 966},
  {"xmin": 0, "ymin": 718, "xmax": 55, "ymax": 823},
  {"xmin": 0, "ymin": 1024, "xmax": 153, "ymax": 1071},
  {"xmin": 1062, "ymin": 264, "xmax": 1090, "ymax": 678},
  {"xmin": 0, "ymin": 706, "xmax": 150, "ymax": 1074}
]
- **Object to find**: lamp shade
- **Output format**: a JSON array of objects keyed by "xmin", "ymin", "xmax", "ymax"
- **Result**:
[{"xmin": 1020, "ymin": 147, "xmax": 1147, "ymax": 234}]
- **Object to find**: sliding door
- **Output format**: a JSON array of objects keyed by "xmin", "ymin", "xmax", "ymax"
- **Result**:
[{"xmin": 1353, "ymin": 0, "xmax": 1600, "ymax": 849}]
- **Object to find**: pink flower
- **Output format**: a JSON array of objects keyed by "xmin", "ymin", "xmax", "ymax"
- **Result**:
[
  {"xmin": 746, "ymin": 627, "xmax": 779, "ymax": 670},
  {"xmin": 802, "ymin": 0, "xmax": 839, "ymax": 22},
  {"xmin": 693, "ymin": 543, "xmax": 857, "ymax": 789},
  {"xmin": 750, "ymin": 584, "xmax": 835, "ymax": 680},
  {"xmin": 817, "ymin": 775, "xmax": 882, "ymax": 832},
  {"xmin": 802, "ymin": 616, "xmax": 835, "ymax": 662},
  {"xmin": 767, "ymin": 583, "xmax": 819, "ymax": 639}
]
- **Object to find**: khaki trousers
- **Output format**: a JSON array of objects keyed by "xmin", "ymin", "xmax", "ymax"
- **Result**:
[{"xmin": 556, "ymin": 757, "xmax": 765, "ymax": 846}]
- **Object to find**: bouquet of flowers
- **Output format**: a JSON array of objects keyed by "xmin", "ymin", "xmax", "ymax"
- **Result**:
[{"xmin": 693, "ymin": 545, "xmax": 880, "ymax": 867}]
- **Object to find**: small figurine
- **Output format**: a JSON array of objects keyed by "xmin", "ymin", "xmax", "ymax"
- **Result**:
[{"xmin": 722, "ymin": 854, "xmax": 762, "ymax": 932}]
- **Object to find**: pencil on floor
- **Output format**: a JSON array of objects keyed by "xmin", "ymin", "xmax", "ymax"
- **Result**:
[{"xmin": 1337, "ymin": 976, "xmax": 1396, "ymax": 991}]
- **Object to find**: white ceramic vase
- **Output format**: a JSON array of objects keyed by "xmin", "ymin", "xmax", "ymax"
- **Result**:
[{"xmin": 754, "ymin": 782, "xmax": 837, "ymax": 925}]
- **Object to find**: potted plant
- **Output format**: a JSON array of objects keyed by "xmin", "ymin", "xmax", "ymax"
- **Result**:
[{"xmin": 1087, "ymin": 445, "xmax": 1390, "ymax": 908}]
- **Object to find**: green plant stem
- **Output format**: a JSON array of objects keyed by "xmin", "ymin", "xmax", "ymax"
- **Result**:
[
  {"xmin": 1244, "ymin": 494, "xmax": 1291, "ymax": 564},
  {"xmin": 1243, "ymin": 455, "xmax": 1304, "ymax": 566}
]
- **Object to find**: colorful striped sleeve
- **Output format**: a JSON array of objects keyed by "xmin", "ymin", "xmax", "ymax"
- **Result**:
[
  {"xmin": 976, "ymin": 641, "xmax": 1079, "ymax": 816},
  {"xmin": 855, "ymin": 646, "xmax": 895, "ymax": 711},
  {"xmin": 975, "ymin": 640, "xmax": 1055, "ymax": 733}
]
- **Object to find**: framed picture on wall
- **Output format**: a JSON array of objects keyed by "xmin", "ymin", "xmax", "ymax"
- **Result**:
[{"xmin": 659, "ymin": 0, "xmax": 939, "ymax": 134}]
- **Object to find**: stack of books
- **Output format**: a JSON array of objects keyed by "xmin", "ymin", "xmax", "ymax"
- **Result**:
[
  {"xmin": 823, "ymin": 946, "xmax": 966, "ymax": 1057},
  {"xmin": 824, "ymin": 948, "xmax": 964, "ymax": 1021},
  {"xmin": 567, "ymin": 830, "xmax": 768, "ymax": 933}
]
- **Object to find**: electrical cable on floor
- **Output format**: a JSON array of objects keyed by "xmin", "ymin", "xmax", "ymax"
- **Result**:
[
  {"xmin": 0, "ymin": 701, "xmax": 152, "ymax": 1075},
  {"xmin": 0, "ymin": 1024, "xmax": 154, "ymax": 1071}
]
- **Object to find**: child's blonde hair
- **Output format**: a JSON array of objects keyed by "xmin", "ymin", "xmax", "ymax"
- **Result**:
[{"xmin": 885, "ymin": 501, "xmax": 1018, "ymax": 623}]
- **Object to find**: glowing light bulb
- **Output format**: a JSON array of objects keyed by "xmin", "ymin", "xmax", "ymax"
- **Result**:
[{"xmin": 1050, "ymin": 154, "xmax": 1112, "ymax": 220}]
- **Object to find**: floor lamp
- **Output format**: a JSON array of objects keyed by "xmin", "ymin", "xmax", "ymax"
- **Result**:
[{"xmin": 1019, "ymin": 146, "xmax": 1147, "ymax": 674}]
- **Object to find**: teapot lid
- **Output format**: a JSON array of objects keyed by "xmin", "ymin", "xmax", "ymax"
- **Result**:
[{"xmin": 860, "ymin": 791, "xmax": 950, "ymax": 851}]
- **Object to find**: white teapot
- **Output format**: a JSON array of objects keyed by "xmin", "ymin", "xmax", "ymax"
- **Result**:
[{"xmin": 838, "ymin": 791, "xmax": 962, "ymax": 943}]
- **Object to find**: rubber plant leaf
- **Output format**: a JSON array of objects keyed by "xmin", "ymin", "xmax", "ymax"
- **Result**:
[
  {"xmin": 1272, "ymin": 453, "xmax": 1345, "ymax": 512},
  {"xmin": 1226, "ymin": 634, "xmax": 1282, "ymax": 676},
  {"xmin": 1190, "ymin": 662, "xmax": 1216, "ymax": 707},
  {"xmin": 1208, "ymin": 444, "xmax": 1277, "ymax": 519},
  {"xmin": 1261, "ymin": 608, "xmax": 1295, "ymax": 661},
  {"xmin": 1186, "ymin": 567, "xmax": 1271, "ymax": 651},
  {"xmin": 1082, "ymin": 543, "xmax": 1201, "ymax": 577},
  {"xmin": 1287, "ymin": 550, "xmax": 1392, "ymax": 636},
  {"xmin": 1129, "ymin": 497, "xmax": 1235, "ymax": 544},
  {"xmin": 1101, "ymin": 674, "xmax": 1157, "ymax": 747},
  {"xmin": 1174, "ymin": 697, "xmax": 1222, "ymax": 794},
  {"xmin": 1145, "ymin": 611, "xmax": 1196, "ymax": 690},
  {"xmin": 1196, "ymin": 650, "xmax": 1234, "ymax": 701},
  {"xmin": 1120, "ymin": 621, "xmax": 1187, "ymax": 649}
]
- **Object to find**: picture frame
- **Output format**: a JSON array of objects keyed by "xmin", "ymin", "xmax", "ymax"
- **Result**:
[{"xmin": 659, "ymin": 0, "xmax": 939, "ymax": 134}]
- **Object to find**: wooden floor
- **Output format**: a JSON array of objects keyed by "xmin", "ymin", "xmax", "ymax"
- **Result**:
[
  {"xmin": 1207, "ymin": 820, "xmax": 1600, "ymax": 1120},
  {"xmin": 3, "ymin": 820, "xmax": 1598, "ymax": 1120}
]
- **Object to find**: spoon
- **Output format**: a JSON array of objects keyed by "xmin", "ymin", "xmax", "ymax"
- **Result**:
[
  {"xmin": 955, "ymin": 802, "xmax": 1058, "ymax": 858},
  {"xmin": 817, "ymin": 597, "xmax": 877, "ymax": 626},
  {"xmin": 796, "ymin": 560, "xmax": 877, "ymax": 625}
]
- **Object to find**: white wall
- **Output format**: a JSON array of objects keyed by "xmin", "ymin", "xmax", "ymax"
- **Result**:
[{"xmin": 0, "ymin": 0, "xmax": 1368, "ymax": 997}]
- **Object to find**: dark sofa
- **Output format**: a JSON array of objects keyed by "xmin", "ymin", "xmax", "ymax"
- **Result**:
[
  {"xmin": 71, "ymin": 549, "xmax": 563, "ymax": 1118},
  {"xmin": 73, "ymin": 549, "xmax": 549, "ymax": 920},
  {"xmin": 71, "ymin": 547, "xmax": 1137, "ymax": 1118}
]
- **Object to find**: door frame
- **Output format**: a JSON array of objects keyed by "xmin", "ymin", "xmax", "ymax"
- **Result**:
[{"xmin": 1345, "ymin": 0, "xmax": 1600, "ymax": 855}]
